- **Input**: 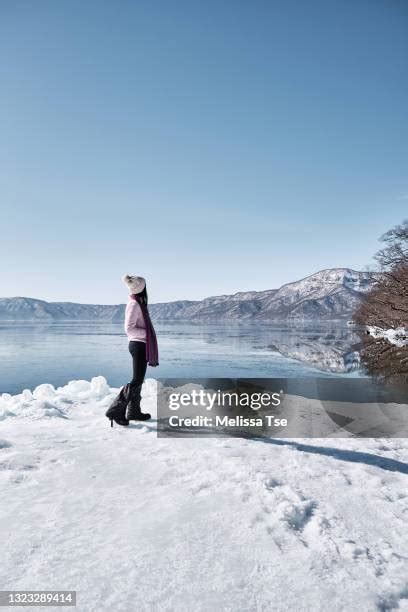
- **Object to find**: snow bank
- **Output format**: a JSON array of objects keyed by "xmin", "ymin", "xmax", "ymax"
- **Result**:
[
  {"xmin": 0, "ymin": 377, "xmax": 407, "ymax": 610},
  {"xmin": 0, "ymin": 376, "xmax": 157, "ymax": 421},
  {"xmin": 368, "ymin": 326, "xmax": 408, "ymax": 347}
]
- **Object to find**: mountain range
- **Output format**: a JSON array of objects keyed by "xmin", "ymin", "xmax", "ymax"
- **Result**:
[{"xmin": 0, "ymin": 268, "xmax": 376, "ymax": 322}]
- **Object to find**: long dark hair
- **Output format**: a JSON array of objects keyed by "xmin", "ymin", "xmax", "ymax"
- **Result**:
[{"xmin": 132, "ymin": 286, "xmax": 148, "ymax": 305}]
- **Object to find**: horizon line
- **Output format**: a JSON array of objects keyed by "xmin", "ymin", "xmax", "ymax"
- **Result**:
[{"xmin": 0, "ymin": 266, "xmax": 375, "ymax": 307}]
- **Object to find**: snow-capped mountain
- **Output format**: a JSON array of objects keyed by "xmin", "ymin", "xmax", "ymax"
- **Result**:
[
  {"xmin": 0, "ymin": 297, "xmax": 124, "ymax": 321},
  {"xmin": 0, "ymin": 268, "xmax": 377, "ymax": 322},
  {"xmin": 254, "ymin": 268, "xmax": 375, "ymax": 321},
  {"xmin": 149, "ymin": 268, "xmax": 376, "ymax": 321}
]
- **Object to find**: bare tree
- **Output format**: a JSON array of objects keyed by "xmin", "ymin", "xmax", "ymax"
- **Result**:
[
  {"xmin": 353, "ymin": 221, "xmax": 408, "ymax": 385},
  {"xmin": 354, "ymin": 264, "xmax": 408, "ymax": 329},
  {"xmin": 375, "ymin": 219, "xmax": 408, "ymax": 270}
]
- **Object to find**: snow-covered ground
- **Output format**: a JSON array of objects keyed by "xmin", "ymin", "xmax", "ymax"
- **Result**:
[
  {"xmin": 367, "ymin": 327, "xmax": 408, "ymax": 348},
  {"xmin": 1, "ymin": 378, "xmax": 408, "ymax": 611}
]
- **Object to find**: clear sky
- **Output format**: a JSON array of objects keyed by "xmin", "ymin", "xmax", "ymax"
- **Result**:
[{"xmin": 1, "ymin": 0, "xmax": 407, "ymax": 304}]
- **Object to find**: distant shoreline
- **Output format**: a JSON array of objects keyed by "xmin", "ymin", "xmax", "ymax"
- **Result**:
[
  {"xmin": 0, "ymin": 318, "xmax": 360, "ymax": 324},
  {"xmin": 0, "ymin": 268, "xmax": 376, "ymax": 323}
]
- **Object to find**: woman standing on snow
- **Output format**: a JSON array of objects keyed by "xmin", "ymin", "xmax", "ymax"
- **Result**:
[{"xmin": 106, "ymin": 275, "xmax": 159, "ymax": 427}]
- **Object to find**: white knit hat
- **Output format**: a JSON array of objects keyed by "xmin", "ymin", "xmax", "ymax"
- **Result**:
[{"xmin": 122, "ymin": 274, "xmax": 146, "ymax": 294}]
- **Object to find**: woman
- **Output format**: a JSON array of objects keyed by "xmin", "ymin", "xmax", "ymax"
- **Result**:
[{"xmin": 106, "ymin": 275, "xmax": 159, "ymax": 427}]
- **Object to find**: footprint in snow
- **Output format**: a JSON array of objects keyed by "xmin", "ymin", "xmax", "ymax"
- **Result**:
[
  {"xmin": 261, "ymin": 482, "xmax": 318, "ymax": 534},
  {"xmin": 191, "ymin": 481, "xmax": 213, "ymax": 496},
  {"xmin": 281, "ymin": 499, "xmax": 317, "ymax": 532},
  {"xmin": 377, "ymin": 585, "xmax": 408, "ymax": 612},
  {"xmin": 340, "ymin": 540, "xmax": 371, "ymax": 561},
  {"xmin": 263, "ymin": 477, "xmax": 282, "ymax": 490}
]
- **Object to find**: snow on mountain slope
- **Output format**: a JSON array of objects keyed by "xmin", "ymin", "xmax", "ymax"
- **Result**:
[
  {"xmin": 150, "ymin": 269, "xmax": 376, "ymax": 321},
  {"xmin": 256, "ymin": 268, "xmax": 376, "ymax": 320},
  {"xmin": 145, "ymin": 268, "xmax": 376, "ymax": 321},
  {"xmin": 274, "ymin": 268, "xmax": 375, "ymax": 302},
  {"xmin": 0, "ymin": 268, "xmax": 377, "ymax": 322},
  {"xmin": 1, "ymin": 377, "xmax": 407, "ymax": 611}
]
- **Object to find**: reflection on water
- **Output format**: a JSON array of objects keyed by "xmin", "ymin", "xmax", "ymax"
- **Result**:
[
  {"xmin": 0, "ymin": 321, "xmax": 364, "ymax": 394},
  {"xmin": 264, "ymin": 327, "xmax": 360, "ymax": 373}
]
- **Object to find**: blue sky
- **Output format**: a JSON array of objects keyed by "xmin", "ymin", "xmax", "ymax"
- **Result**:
[{"xmin": 1, "ymin": 0, "xmax": 407, "ymax": 303}]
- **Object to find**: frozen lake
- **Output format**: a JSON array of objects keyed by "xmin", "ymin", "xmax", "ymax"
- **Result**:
[{"xmin": 0, "ymin": 321, "xmax": 364, "ymax": 394}]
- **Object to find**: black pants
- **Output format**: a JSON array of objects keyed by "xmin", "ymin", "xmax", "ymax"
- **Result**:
[{"xmin": 129, "ymin": 341, "xmax": 147, "ymax": 387}]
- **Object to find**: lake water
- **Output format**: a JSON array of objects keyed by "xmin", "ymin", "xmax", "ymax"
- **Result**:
[{"xmin": 0, "ymin": 321, "xmax": 365, "ymax": 394}]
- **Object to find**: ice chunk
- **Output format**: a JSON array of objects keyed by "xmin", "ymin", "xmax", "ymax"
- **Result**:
[
  {"xmin": 64, "ymin": 380, "xmax": 92, "ymax": 394},
  {"xmin": 0, "ymin": 409, "xmax": 16, "ymax": 421},
  {"xmin": 33, "ymin": 384, "xmax": 56, "ymax": 400},
  {"xmin": 90, "ymin": 376, "xmax": 110, "ymax": 398}
]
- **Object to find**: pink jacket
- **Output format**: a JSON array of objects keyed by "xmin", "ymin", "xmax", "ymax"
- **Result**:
[{"xmin": 124, "ymin": 298, "xmax": 146, "ymax": 342}]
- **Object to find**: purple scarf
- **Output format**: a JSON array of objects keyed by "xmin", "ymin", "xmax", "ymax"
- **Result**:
[{"xmin": 132, "ymin": 295, "xmax": 159, "ymax": 367}]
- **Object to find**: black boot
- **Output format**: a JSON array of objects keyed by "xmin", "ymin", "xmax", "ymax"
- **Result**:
[
  {"xmin": 126, "ymin": 384, "xmax": 151, "ymax": 421},
  {"xmin": 106, "ymin": 384, "xmax": 131, "ymax": 426}
]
